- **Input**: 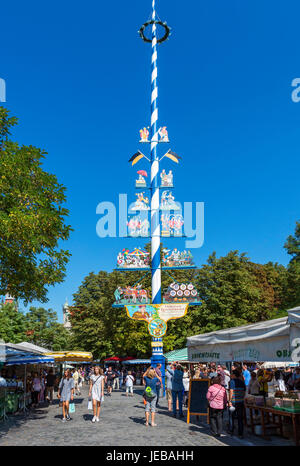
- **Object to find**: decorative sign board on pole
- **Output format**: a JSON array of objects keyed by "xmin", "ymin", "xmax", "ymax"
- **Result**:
[{"xmin": 124, "ymin": 303, "xmax": 188, "ymax": 338}]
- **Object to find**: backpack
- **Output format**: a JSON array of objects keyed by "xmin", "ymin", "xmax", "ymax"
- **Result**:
[{"xmin": 143, "ymin": 386, "xmax": 156, "ymax": 401}]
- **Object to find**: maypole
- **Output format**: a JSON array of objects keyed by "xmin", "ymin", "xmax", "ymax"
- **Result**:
[
  {"xmin": 112, "ymin": 0, "xmax": 202, "ymax": 401},
  {"xmin": 149, "ymin": 0, "xmax": 163, "ymax": 365}
]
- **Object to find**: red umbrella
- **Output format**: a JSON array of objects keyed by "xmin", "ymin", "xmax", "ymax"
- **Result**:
[
  {"xmin": 104, "ymin": 356, "xmax": 121, "ymax": 361},
  {"xmin": 137, "ymin": 170, "xmax": 148, "ymax": 177}
]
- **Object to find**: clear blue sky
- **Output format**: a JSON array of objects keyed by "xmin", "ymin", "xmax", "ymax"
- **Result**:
[{"xmin": 2, "ymin": 0, "xmax": 300, "ymax": 322}]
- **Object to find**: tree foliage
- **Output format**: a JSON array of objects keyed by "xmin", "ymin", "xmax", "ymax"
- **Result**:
[
  {"xmin": 0, "ymin": 303, "xmax": 27, "ymax": 343},
  {"xmin": 0, "ymin": 303, "xmax": 71, "ymax": 350},
  {"xmin": 24, "ymin": 306, "xmax": 72, "ymax": 351},
  {"xmin": 0, "ymin": 106, "xmax": 72, "ymax": 303},
  {"xmin": 284, "ymin": 220, "xmax": 300, "ymax": 308},
  {"xmin": 69, "ymin": 248, "xmax": 291, "ymax": 359}
]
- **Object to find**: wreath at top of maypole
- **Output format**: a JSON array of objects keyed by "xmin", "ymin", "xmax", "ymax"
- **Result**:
[{"xmin": 138, "ymin": 20, "xmax": 171, "ymax": 44}]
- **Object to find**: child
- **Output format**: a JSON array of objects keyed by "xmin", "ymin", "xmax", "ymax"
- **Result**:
[{"xmin": 125, "ymin": 371, "xmax": 134, "ymax": 397}]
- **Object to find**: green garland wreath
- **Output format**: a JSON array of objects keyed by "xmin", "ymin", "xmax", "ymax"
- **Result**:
[{"xmin": 138, "ymin": 20, "xmax": 171, "ymax": 44}]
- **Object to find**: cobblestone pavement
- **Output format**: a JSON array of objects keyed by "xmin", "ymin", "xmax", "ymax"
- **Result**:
[{"xmin": 0, "ymin": 384, "xmax": 295, "ymax": 446}]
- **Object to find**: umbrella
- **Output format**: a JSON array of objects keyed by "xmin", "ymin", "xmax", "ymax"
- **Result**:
[
  {"xmin": 137, "ymin": 170, "xmax": 148, "ymax": 177},
  {"xmin": 104, "ymin": 356, "xmax": 121, "ymax": 362}
]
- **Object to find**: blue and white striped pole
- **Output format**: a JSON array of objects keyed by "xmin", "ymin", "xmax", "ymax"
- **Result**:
[
  {"xmin": 149, "ymin": 0, "xmax": 165, "ymax": 393},
  {"xmin": 150, "ymin": 0, "xmax": 160, "ymax": 308}
]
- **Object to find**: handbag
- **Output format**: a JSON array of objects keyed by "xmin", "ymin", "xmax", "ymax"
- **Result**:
[
  {"xmin": 88, "ymin": 398, "xmax": 92, "ymax": 410},
  {"xmin": 69, "ymin": 402, "xmax": 75, "ymax": 413}
]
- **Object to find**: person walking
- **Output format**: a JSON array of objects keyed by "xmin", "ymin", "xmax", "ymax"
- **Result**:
[
  {"xmin": 58, "ymin": 369, "xmax": 74, "ymax": 422},
  {"xmin": 143, "ymin": 367, "xmax": 162, "ymax": 427},
  {"xmin": 73, "ymin": 368, "xmax": 80, "ymax": 396},
  {"xmin": 206, "ymin": 375, "xmax": 227, "ymax": 437},
  {"xmin": 228, "ymin": 369, "xmax": 246, "ymax": 438},
  {"xmin": 105, "ymin": 366, "xmax": 115, "ymax": 396},
  {"xmin": 89, "ymin": 366, "xmax": 104, "ymax": 423},
  {"xmin": 113, "ymin": 368, "xmax": 120, "ymax": 390},
  {"xmin": 125, "ymin": 370, "xmax": 134, "ymax": 397},
  {"xmin": 31, "ymin": 372, "xmax": 42, "ymax": 408},
  {"xmin": 45, "ymin": 369, "xmax": 56, "ymax": 404}
]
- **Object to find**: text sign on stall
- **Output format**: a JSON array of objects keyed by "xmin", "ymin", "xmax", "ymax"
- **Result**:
[{"xmin": 187, "ymin": 378, "xmax": 211, "ymax": 424}]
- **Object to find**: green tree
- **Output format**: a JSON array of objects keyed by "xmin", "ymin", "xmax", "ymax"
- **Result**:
[
  {"xmin": 0, "ymin": 303, "xmax": 27, "ymax": 343},
  {"xmin": 70, "ymin": 271, "xmax": 153, "ymax": 359},
  {"xmin": 25, "ymin": 306, "xmax": 71, "ymax": 350},
  {"xmin": 69, "ymin": 249, "xmax": 291, "ymax": 358},
  {"xmin": 0, "ymin": 107, "xmax": 72, "ymax": 303},
  {"xmin": 190, "ymin": 251, "xmax": 276, "ymax": 334},
  {"xmin": 284, "ymin": 221, "xmax": 300, "ymax": 308}
]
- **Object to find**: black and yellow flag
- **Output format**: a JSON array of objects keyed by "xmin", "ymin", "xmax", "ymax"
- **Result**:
[
  {"xmin": 164, "ymin": 150, "xmax": 181, "ymax": 163},
  {"xmin": 128, "ymin": 151, "xmax": 146, "ymax": 166}
]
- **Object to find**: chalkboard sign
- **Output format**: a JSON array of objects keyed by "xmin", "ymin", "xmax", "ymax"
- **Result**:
[{"xmin": 187, "ymin": 378, "xmax": 210, "ymax": 424}]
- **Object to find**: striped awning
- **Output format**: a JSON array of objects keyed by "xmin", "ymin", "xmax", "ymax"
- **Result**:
[
  {"xmin": 121, "ymin": 359, "xmax": 151, "ymax": 365},
  {"xmin": 164, "ymin": 347, "xmax": 188, "ymax": 362},
  {"xmin": 45, "ymin": 351, "xmax": 93, "ymax": 362},
  {"xmin": 5, "ymin": 355, "xmax": 55, "ymax": 366}
]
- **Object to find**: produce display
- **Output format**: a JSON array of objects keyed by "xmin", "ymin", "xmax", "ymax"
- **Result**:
[{"xmin": 245, "ymin": 391, "xmax": 300, "ymax": 412}]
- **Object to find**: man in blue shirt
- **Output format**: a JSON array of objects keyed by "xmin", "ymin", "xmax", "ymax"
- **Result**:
[{"xmin": 242, "ymin": 364, "xmax": 251, "ymax": 387}]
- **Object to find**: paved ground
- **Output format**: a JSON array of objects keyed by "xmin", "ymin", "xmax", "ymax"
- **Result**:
[{"xmin": 0, "ymin": 384, "xmax": 295, "ymax": 446}]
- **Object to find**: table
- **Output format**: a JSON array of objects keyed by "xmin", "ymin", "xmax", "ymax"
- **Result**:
[{"xmin": 245, "ymin": 402, "xmax": 300, "ymax": 446}]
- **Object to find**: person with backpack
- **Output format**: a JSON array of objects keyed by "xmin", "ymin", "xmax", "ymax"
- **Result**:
[
  {"xmin": 89, "ymin": 366, "xmax": 105, "ymax": 423},
  {"xmin": 125, "ymin": 370, "xmax": 134, "ymax": 397},
  {"xmin": 206, "ymin": 375, "xmax": 227, "ymax": 437},
  {"xmin": 58, "ymin": 369, "xmax": 74, "ymax": 422},
  {"xmin": 143, "ymin": 367, "xmax": 162, "ymax": 427}
]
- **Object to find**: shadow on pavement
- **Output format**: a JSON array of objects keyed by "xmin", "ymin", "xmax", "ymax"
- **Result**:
[
  {"xmin": 83, "ymin": 414, "xmax": 94, "ymax": 422},
  {"xmin": 0, "ymin": 410, "xmax": 48, "ymax": 439},
  {"xmin": 129, "ymin": 416, "xmax": 147, "ymax": 425}
]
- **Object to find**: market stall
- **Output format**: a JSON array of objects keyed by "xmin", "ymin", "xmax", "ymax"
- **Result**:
[
  {"xmin": 3, "ymin": 354, "xmax": 55, "ymax": 415},
  {"xmin": 187, "ymin": 306, "xmax": 300, "ymax": 363},
  {"xmin": 245, "ymin": 393, "xmax": 300, "ymax": 445}
]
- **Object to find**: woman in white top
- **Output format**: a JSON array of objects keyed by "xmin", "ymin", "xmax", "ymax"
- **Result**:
[
  {"xmin": 89, "ymin": 366, "xmax": 105, "ymax": 423},
  {"xmin": 125, "ymin": 371, "xmax": 134, "ymax": 397}
]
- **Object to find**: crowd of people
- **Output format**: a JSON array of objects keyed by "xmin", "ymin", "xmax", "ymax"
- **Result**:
[{"xmin": 1, "ymin": 361, "xmax": 299, "ymax": 438}]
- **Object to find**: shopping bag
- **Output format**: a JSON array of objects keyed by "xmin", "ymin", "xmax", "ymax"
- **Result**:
[
  {"xmin": 69, "ymin": 402, "xmax": 75, "ymax": 413},
  {"xmin": 88, "ymin": 399, "xmax": 92, "ymax": 410}
]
